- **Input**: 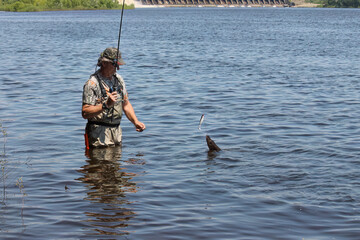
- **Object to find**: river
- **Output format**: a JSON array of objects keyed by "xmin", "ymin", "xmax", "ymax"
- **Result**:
[{"xmin": 1, "ymin": 7, "xmax": 360, "ymax": 239}]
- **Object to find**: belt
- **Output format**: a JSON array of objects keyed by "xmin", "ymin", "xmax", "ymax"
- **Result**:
[{"xmin": 87, "ymin": 121, "xmax": 120, "ymax": 128}]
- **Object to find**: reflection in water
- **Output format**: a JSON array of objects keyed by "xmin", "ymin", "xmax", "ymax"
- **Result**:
[
  {"xmin": 207, "ymin": 151, "xmax": 218, "ymax": 161},
  {"xmin": 77, "ymin": 147, "xmax": 138, "ymax": 236}
]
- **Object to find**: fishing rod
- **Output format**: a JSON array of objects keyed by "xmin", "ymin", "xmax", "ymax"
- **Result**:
[
  {"xmin": 108, "ymin": 0, "xmax": 125, "ymax": 93},
  {"xmin": 116, "ymin": 0, "xmax": 126, "ymax": 64},
  {"xmin": 109, "ymin": 0, "xmax": 126, "ymax": 123}
]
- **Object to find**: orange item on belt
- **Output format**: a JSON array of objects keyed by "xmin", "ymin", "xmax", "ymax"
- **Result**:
[{"xmin": 84, "ymin": 132, "xmax": 90, "ymax": 150}]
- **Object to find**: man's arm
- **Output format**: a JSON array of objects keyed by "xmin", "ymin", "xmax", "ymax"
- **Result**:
[
  {"xmin": 122, "ymin": 99, "xmax": 146, "ymax": 132},
  {"xmin": 82, "ymin": 104, "xmax": 103, "ymax": 119},
  {"xmin": 82, "ymin": 92, "xmax": 118, "ymax": 119}
]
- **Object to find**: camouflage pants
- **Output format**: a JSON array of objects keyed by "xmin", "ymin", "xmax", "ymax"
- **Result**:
[{"xmin": 87, "ymin": 123, "xmax": 122, "ymax": 148}]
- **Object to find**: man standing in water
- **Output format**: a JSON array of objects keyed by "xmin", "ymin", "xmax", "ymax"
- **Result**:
[{"xmin": 82, "ymin": 47, "xmax": 145, "ymax": 148}]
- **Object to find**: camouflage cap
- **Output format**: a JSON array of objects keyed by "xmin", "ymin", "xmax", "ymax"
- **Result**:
[{"xmin": 98, "ymin": 47, "xmax": 125, "ymax": 66}]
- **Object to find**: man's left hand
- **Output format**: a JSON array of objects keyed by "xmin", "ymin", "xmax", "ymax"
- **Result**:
[{"xmin": 134, "ymin": 121, "xmax": 146, "ymax": 132}]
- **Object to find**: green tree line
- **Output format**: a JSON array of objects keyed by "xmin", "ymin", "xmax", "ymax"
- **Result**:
[
  {"xmin": 322, "ymin": 0, "xmax": 360, "ymax": 7},
  {"xmin": 0, "ymin": 0, "xmax": 133, "ymax": 12},
  {"xmin": 305, "ymin": 0, "xmax": 359, "ymax": 7}
]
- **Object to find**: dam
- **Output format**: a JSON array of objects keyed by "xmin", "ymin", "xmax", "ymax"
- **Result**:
[{"xmin": 135, "ymin": 0, "xmax": 291, "ymax": 7}]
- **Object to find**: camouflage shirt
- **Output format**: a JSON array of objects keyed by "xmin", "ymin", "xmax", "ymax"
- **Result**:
[{"xmin": 83, "ymin": 70, "xmax": 128, "ymax": 147}]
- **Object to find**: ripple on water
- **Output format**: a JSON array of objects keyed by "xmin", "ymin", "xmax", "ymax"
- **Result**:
[{"xmin": 1, "ymin": 8, "xmax": 360, "ymax": 240}]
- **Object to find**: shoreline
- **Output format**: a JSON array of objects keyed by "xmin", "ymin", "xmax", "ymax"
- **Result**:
[{"xmin": 290, "ymin": 0, "xmax": 321, "ymax": 7}]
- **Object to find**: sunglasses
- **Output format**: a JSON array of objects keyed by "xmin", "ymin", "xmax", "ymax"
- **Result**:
[{"xmin": 112, "ymin": 60, "xmax": 120, "ymax": 68}]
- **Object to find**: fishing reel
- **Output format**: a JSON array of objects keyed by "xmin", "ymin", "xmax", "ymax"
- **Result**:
[{"xmin": 112, "ymin": 59, "xmax": 120, "ymax": 68}]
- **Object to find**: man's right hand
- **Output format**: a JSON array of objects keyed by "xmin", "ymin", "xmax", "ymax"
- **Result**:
[{"xmin": 106, "ymin": 92, "xmax": 118, "ymax": 108}]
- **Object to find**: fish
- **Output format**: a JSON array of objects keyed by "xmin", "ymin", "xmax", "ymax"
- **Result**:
[
  {"xmin": 206, "ymin": 135, "xmax": 221, "ymax": 152},
  {"xmin": 198, "ymin": 114, "xmax": 205, "ymax": 130}
]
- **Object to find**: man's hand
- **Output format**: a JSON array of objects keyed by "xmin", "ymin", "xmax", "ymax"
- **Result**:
[
  {"xmin": 134, "ymin": 121, "xmax": 146, "ymax": 132},
  {"xmin": 106, "ymin": 92, "xmax": 118, "ymax": 108}
]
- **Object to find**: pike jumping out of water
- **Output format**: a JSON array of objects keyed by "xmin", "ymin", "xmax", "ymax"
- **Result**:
[
  {"xmin": 206, "ymin": 135, "xmax": 221, "ymax": 152},
  {"xmin": 198, "ymin": 114, "xmax": 205, "ymax": 130},
  {"xmin": 198, "ymin": 114, "xmax": 221, "ymax": 152}
]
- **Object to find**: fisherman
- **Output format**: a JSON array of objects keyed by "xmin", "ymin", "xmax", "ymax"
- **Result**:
[{"xmin": 82, "ymin": 47, "xmax": 145, "ymax": 148}]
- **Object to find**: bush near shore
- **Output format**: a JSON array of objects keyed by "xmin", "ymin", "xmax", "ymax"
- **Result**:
[
  {"xmin": 324, "ymin": 0, "xmax": 359, "ymax": 7},
  {"xmin": 0, "ymin": 0, "xmax": 134, "ymax": 12},
  {"xmin": 303, "ymin": 0, "xmax": 359, "ymax": 7}
]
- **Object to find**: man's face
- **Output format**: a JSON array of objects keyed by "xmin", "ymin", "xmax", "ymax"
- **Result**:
[{"xmin": 103, "ymin": 61, "xmax": 118, "ymax": 73}]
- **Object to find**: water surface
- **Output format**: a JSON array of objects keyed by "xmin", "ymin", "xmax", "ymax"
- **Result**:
[{"xmin": 1, "ymin": 7, "xmax": 360, "ymax": 239}]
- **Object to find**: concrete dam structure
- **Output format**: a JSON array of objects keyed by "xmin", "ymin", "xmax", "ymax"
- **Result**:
[{"xmin": 139, "ymin": 0, "xmax": 290, "ymax": 6}]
